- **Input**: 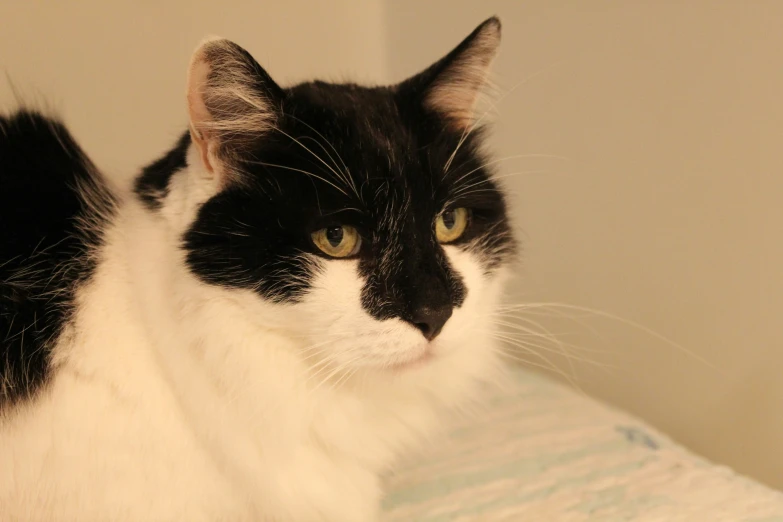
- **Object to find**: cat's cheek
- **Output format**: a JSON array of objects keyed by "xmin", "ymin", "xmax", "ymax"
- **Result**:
[
  {"xmin": 439, "ymin": 245, "xmax": 505, "ymax": 344},
  {"xmin": 298, "ymin": 259, "xmax": 366, "ymax": 333},
  {"xmin": 441, "ymin": 245, "xmax": 485, "ymax": 306}
]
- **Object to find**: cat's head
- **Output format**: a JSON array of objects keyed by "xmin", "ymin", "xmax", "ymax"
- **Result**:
[{"xmin": 138, "ymin": 17, "xmax": 516, "ymax": 374}]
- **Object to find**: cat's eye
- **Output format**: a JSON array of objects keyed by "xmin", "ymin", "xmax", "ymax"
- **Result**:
[
  {"xmin": 311, "ymin": 225, "xmax": 362, "ymax": 258},
  {"xmin": 435, "ymin": 207, "xmax": 470, "ymax": 243}
]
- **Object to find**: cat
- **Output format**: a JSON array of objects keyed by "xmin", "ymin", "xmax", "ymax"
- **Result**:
[{"xmin": 0, "ymin": 16, "xmax": 515, "ymax": 521}]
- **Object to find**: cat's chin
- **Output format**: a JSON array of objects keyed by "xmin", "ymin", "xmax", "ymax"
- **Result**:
[{"xmin": 386, "ymin": 350, "xmax": 434, "ymax": 372}]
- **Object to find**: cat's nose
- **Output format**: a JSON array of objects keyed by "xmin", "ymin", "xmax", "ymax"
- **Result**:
[{"xmin": 411, "ymin": 305, "xmax": 453, "ymax": 341}]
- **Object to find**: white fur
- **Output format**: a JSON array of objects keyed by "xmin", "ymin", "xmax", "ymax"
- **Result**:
[{"xmin": 0, "ymin": 144, "xmax": 510, "ymax": 521}]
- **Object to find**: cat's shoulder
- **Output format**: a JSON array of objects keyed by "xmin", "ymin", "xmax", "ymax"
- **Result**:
[{"xmin": 0, "ymin": 109, "xmax": 115, "ymax": 409}]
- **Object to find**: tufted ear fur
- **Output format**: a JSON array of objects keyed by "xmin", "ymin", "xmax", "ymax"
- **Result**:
[
  {"xmin": 402, "ymin": 17, "xmax": 501, "ymax": 131},
  {"xmin": 186, "ymin": 37, "xmax": 284, "ymax": 179}
]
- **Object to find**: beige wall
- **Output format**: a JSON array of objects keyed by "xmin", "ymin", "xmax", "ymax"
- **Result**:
[
  {"xmin": 387, "ymin": 2, "xmax": 783, "ymax": 489},
  {"xmin": 0, "ymin": 0, "xmax": 389, "ymax": 179},
  {"xmin": 2, "ymin": 1, "xmax": 782, "ymax": 490}
]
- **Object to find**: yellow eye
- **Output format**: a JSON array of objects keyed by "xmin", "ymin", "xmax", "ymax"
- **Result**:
[
  {"xmin": 436, "ymin": 207, "xmax": 470, "ymax": 243},
  {"xmin": 311, "ymin": 225, "xmax": 361, "ymax": 258}
]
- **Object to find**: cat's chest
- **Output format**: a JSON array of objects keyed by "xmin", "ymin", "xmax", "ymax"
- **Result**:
[
  {"xmin": 251, "ymin": 441, "xmax": 381, "ymax": 521},
  {"xmin": 1, "ymin": 368, "xmax": 381, "ymax": 521}
]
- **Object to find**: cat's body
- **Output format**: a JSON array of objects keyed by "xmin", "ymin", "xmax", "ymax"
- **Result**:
[{"xmin": 0, "ymin": 18, "xmax": 514, "ymax": 521}]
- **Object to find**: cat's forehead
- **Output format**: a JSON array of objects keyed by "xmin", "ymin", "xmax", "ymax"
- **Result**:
[
  {"xmin": 247, "ymin": 80, "xmax": 490, "ymax": 222},
  {"xmin": 283, "ymin": 81, "xmax": 418, "ymax": 152},
  {"xmin": 286, "ymin": 81, "xmax": 396, "ymax": 115}
]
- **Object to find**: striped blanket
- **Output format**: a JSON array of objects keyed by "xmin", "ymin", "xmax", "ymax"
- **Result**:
[{"xmin": 382, "ymin": 369, "xmax": 783, "ymax": 521}]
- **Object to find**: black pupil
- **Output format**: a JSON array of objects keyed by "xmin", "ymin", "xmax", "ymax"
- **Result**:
[
  {"xmin": 442, "ymin": 210, "xmax": 456, "ymax": 229},
  {"xmin": 326, "ymin": 226, "xmax": 344, "ymax": 247}
]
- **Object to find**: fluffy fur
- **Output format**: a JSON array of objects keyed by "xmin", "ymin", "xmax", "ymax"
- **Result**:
[{"xmin": 0, "ymin": 17, "xmax": 515, "ymax": 521}]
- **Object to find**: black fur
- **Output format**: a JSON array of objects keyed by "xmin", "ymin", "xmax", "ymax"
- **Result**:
[
  {"xmin": 166, "ymin": 20, "xmax": 515, "ymax": 335},
  {"xmin": 135, "ymin": 131, "xmax": 191, "ymax": 210},
  {"xmin": 0, "ymin": 110, "xmax": 115, "ymax": 409}
]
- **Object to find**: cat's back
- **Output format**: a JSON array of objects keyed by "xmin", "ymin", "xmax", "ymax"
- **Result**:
[{"xmin": 0, "ymin": 110, "xmax": 115, "ymax": 408}]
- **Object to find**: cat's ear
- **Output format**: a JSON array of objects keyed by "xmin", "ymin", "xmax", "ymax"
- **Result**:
[
  {"xmin": 186, "ymin": 37, "xmax": 283, "ymax": 178},
  {"xmin": 401, "ymin": 17, "xmax": 501, "ymax": 131}
]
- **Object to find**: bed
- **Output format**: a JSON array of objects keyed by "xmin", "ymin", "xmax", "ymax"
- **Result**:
[{"xmin": 381, "ymin": 368, "xmax": 783, "ymax": 521}]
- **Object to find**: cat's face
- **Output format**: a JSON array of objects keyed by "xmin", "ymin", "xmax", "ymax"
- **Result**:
[{"xmin": 145, "ymin": 18, "xmax": 515, "ymax": 372}]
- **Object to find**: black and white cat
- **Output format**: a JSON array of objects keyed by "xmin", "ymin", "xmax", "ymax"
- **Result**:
[{"xmin": 0, "ymin": 17, "xmax": 515, "ymax": 521}]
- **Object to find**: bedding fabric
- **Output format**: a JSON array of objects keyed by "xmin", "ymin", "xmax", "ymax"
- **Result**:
[{"xmin": 381, "ymin": 369, "xmax": 783, "ymax": 521}]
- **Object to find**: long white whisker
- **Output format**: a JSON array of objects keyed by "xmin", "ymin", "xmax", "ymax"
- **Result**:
[
  {"xmin": 494, "ymin": 306, "xmax": 607, "ymax": 341},
  {"xmin": 493, "ymin": 315, "xmax": 579, "ymax": 384},
  {"xmin": 498, "ymin": 302, "xmax": 724, "ymax": 376},
  {"xmin": 489, "ymin": 340, "xmax": 584, "ymax": 393},
  {"xmin": 248, "ymin": 160, "xmax": 348, "ymax": 196},
  {"xmin": 271, "ymin": 126, "xmax": 351, "ymax": 193},
  {"xmin": 297, "ymin": 135, "xmax": 357, "ymax": 198},
  {"xmin": 490, "ymin": 319, "xmax": 605, "ymax": 355},
  {"xmin": 284, "ymin": 113, "xmax": 357, "ymax": 197},
  {"xmin": 310, "ymin": 354, "xmax": 364, "ymax": 396},
  {"xmin": 488, "ymin": 331, "xmax": 613, "ymax": 370}
]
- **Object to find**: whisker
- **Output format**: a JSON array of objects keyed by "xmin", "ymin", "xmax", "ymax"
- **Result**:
[
  {"xmin": 297, "ymin": 135, "xmax": 357, "ymax": 197},
  {"xmin": 247, "ymin": 160, "xmax": 348, "ymax": 196},
  {"xmin": 492, "ymin": 315, "xmax": 580, "ymax": 385},
  {"xmin": 490, "ymin": 319, "xmax": 605, "ymax": 355},
  {"xmin": 488, "ymin": 331, "xmax": 614, "ymax": 370},
  {"xmin": 309, "ymin": 354, "xmax": 364, "ymax": 395},
  {"xmin": 284, "ymin": 113, "xmax": 357, "ymax": 196},
  {"xmin": 494, "ymin": 307, "xmax": 607, "ymax": 344},
  {"xmin": 270, "ymin": 126, "xmax": 351, "ymax": 191},
  {"xmin": 497, "ymin": 302, "xmax": 724, "ymax": 376},
  {"xmin": 490, "ymin": 342, "xmax": 584, "ymax": 393}
]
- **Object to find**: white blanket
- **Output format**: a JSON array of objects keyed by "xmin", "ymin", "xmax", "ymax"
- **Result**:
[{"xmin": 382, "ymin": 369, "xmax": 783, "ymax": 521}]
